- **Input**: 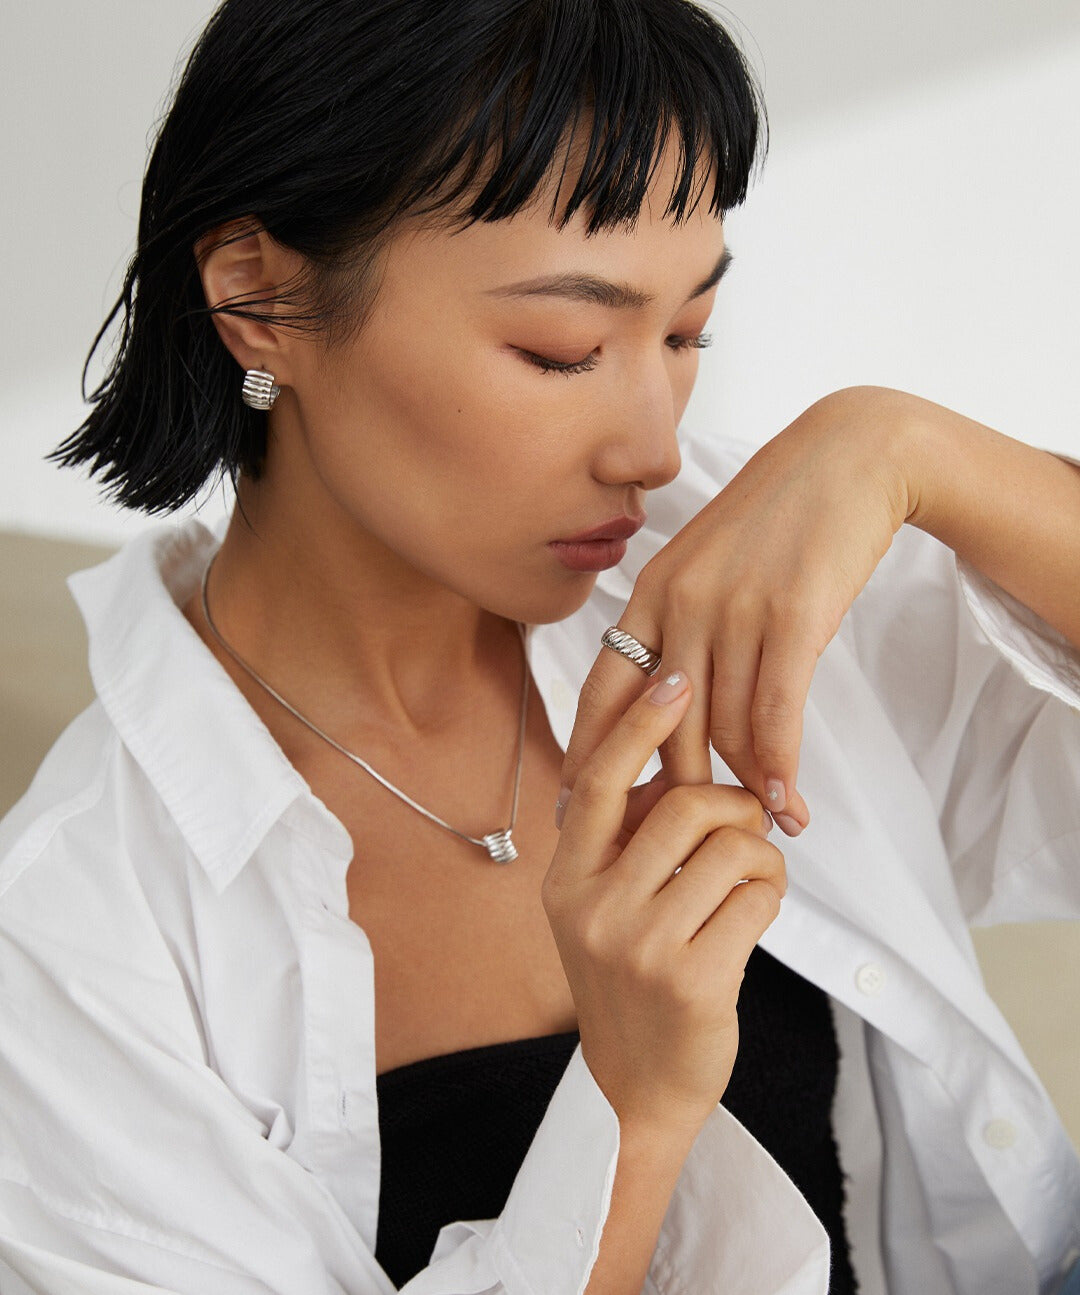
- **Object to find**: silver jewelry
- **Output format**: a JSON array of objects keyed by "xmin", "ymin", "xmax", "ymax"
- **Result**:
[
  {"xmin": 241, "ymin": 368, "xmax": 281, "ymax": 410},
  {"xmin": 600, "ymin": 626, "xmax": 662, "ymax": 676},
  {"xmin": 200, "ymin": 555, "xmax": 529, "ymax": 863}
]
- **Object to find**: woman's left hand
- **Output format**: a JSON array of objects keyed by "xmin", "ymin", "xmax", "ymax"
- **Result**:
[{"xmin": 559, "ymin": 386, "xmax": 925, "ymax": 836}]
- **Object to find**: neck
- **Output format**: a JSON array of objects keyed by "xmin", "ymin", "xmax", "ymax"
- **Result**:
[{"xmin": 199, "ymin": 481, "xmax": 521, "ymax": 740}]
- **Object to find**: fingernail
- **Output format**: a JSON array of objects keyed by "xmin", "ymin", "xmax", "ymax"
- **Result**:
[
  {"xmin": 761, "ymin": 809, "xmax": 774, "ymax": 835},
  {"xmin": 555, "ymin": 785, "xmax": 572, "ymax": 830},
  {"xmin": 775, "ymin": 812, "xmax": 802, "ymax": 837},
  {"xmin": 765, "ymin": 778, "xmax": 787, "ymax": 813},
  {"xmin": 649, "ymin": 671, "xmax": 688, "ymax": 705}
]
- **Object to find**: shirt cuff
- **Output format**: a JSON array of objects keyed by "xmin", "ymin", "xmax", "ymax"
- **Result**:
[
  {"xmin": 487, "ymin": 1044, "xmax": 830, "ymax": 1295},
  {"xmin": 648, "ymin": 1102, "xmax": 831, "ymax": 1295}
]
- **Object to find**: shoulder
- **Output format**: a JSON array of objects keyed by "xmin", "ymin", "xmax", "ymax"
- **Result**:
[
  {"xmin": 0, "ymin": 697, "xmax": 190, "ymax": 934},
  {"xmin": 0, "ymin": 700, "xmax": 120, "ymax": 899},
  {"xmin": 0, "ymin": 701, "xmax": 207, "ymax": 1083}
]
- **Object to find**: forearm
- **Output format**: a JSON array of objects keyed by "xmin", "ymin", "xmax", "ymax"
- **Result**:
[
  {"xmin": 584, "ymin": 1116, "xmax": 702, "ymax": 1295},
  {"xmin": 892, "ymin": 391, "xmax": 1080, "ymax": 649}
]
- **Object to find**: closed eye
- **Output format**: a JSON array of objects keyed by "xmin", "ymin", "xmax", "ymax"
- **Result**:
[{"xmin": 520, "ymin": 333, "xmax": 713, "ymax": 378}]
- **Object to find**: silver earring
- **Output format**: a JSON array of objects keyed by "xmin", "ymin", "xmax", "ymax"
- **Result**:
[{"xmin": 241, "ymin": 368, "xmax": 281, "ymax": 410}]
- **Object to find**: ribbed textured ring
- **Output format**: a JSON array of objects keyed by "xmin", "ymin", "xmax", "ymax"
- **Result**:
[
  {"xmin": 600, "ymin": 626, "xmax": 662, "ymax": 675},
  {"xmin": 241, "ymin": 368, "xmax": 281, "ymax": 410}
]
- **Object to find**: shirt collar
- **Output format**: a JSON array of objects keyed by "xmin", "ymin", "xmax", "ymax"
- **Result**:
[
  {"xmin": 67, "ymin": 517, "xmax": 345, "ymax": 893},
  {"xmin": 66, "ymin": 516, "xmax": 625, "ymax": 894}
]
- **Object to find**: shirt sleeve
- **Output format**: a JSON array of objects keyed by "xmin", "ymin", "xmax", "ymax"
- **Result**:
[
  {"xmin": 0, "ymin": 820, "xmax": 828, "ymax": 1295},
  {"xmin": 638, "ymin": 425, "xmax": 1080, "ymax": 928},
  {"xmin": 412, "ymin": 1046, "xmax": 831, "ymax": 1295},
  {"xmin": 842, "ymin": 448, "xmax": 1080, "ymax": 926}
]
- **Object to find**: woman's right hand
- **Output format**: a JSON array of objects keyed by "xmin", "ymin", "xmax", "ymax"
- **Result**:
[{"xmin": 541, "ymin": 670, "xmax": 786, "ymax": 1138}]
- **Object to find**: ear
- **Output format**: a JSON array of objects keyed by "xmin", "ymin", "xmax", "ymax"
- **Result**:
[{"xmin": 194, "ymin": 219, "xmax": 305, "ymax": 384}]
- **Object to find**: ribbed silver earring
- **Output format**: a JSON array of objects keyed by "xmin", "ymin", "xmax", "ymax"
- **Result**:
[{"xmin": 241, "ymin": 368, "xmax": 281, "ymax": 410}]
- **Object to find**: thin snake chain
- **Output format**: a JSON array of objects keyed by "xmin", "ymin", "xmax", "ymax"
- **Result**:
[{"xmin": 199, "ymin": 554, "xmax": 530, "ymax": 863}]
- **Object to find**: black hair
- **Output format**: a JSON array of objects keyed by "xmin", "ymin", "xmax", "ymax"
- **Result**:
[{"xmin": 50, "ymin": 0, "xmax": 767, "ymax": 515}]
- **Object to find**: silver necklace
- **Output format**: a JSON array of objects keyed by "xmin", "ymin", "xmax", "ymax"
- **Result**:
[{"xmin": 199, "ymin": 555, "xmax": 530, "ymax": 863}]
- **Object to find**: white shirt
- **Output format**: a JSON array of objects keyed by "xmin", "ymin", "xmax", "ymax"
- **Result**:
[{"xmin": 1, "ymin": 423, "xmax": 1078, "ymax": 1295}]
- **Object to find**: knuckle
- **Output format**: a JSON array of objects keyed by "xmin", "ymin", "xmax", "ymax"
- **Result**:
[
  {"xmin": 724, "ymin": 589, "xmax": 760, "ymax": 626},
  {"xmin": 575, "ymin": 669, "xmax": 610, "ymax": 719},
  {"xmin": 539, "ymin": 868, "xmax": 565, "ymax": 916},
  {"xmin": 708, "ymin": 709, "xmax": 752, "ymax": 753},
  {"xmin": 705, "ymin": 822, "xmax": 750, "ymax": 857},
  {"xmin": 574, "ymin": 900, "xmax": 613, "ymax": 957},
  {"xmin": 741, "ymin": 878, "xmax": 783, "ymax": 927},
  {"xmin": 632, "ymin": 561, "xmax": 660, "ymax": 602},
  {"xmin": 727, "ymin": 784, "xmax": 771, "ymax": 826},
  {"xmin": 763, "ymin": 592, "xmax": 807, "ymax": 634},
  {"xmin": 661, "ymin": 782, "xmax": 716, "ymax": 827},
  {"xmin": 623, "ymin": 929, "xmax": 666, "ymax": 982},
  {"xmin": 666, "ymin": 569, "xmax": 707, "ymax": 616},
  {"xmin": 571, "ymin": 762, "xmax": 608, "ymax": 809},
  {"xmin": 751, "ymin": 688, "xmax": 799, "ymax": 736}
]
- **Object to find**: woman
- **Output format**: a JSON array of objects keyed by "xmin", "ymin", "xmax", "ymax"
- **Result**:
[{"xmin": 1, "ymin": 0, "xmax": 1078, "ymax": 1292}]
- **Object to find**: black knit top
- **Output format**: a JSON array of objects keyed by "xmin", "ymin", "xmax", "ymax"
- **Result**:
[{"xmin": 374, "ymin": 945, "xmax": 857, "ymax": 1292}]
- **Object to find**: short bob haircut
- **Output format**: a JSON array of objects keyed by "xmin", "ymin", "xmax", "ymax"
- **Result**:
[{"xmin": 51, "ymin": 0, "xmax": 767, "ymax": 516}]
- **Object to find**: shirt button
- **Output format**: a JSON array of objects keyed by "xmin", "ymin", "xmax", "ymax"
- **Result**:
[
  {"xmin": 855, "ymin": 963, "xmax": 885, "ymax": 996},
  {"xmin": 575, "ymin": 1226, "xmax": 585, "ymax": 1248},
  {"xmin": 982, "ymin": 1118, "xmax": 1018, "ymax": 1150}
]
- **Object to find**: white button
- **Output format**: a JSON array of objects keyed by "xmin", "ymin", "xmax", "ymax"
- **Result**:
[
  {"xmin": 575, "ymin": 1226, "xmax": 585, "ymax": 1248},
  {"xmin": 982, "ymin": 1118, "xmax": 1018, "ymax": 1150},
  {"xmin": 855, "ymin": 963, "xmax": 885, "ymax": 996}
]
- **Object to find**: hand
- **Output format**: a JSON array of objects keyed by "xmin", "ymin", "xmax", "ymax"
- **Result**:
[
  {"xmin": 542, "ymin": 669, "xmax": 786, "ymax": 1136},
  {"xmin": 559, "ymin": 386, "xmax": 917, "ymax": 834}
]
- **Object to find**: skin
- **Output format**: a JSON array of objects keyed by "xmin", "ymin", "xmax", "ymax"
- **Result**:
[
  {"xmin": 186, "ymin": 131, "xmax": 1080, "ymax": 861},
  {"xmin": 182, "ymin": 121, "xmax": 1080, "ymax": 1129},
  {"xmin": 185, "ymin": 141, "xmax": 727, "ymax": 762}
]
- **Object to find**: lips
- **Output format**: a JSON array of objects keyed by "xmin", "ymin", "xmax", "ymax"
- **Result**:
[{"xmin": 553, "ymin": 514, "xmax": 645, "ymax": 544}]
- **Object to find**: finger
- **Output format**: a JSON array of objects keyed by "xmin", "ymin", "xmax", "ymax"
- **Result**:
[
  {"xmin": 750, "ymin": 631, "xmax": 817, "ymax": 824},
  {"xmin": 706, "ymin": 630, "xmax": 764, "ymax": 793},
  {"xmin": 614, "ymin": 772, "xmax": 670, "ymax": 849},
  {"xmin": 611, "ymin": 781, "xmax": 773, "ymax": 899},
  {"xmin": 658, "ymin": 640, "xmax": 714, "ymax": 786},
  {"xmin": 558, "ymin": 613, "xmax": 663, "ymax": 794},
  {"xmin": 555, "ymin": 671, "xmax": 692, "ymax": 879},
  {"xmin": 686, "ymin": 877, "xmax": 784, "ymax": 976},
  {"xmin": 651, "ymin": 831, "xmax": 787, "ymax": 946}
]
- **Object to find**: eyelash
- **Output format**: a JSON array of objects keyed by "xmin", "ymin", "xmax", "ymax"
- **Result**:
[{"xmin": 522, "ymin": 333, "xmax": 713, "ymax": 377}]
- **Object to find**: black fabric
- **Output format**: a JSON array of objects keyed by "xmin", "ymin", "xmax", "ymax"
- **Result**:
[{"xmin": 374, "ymin": 945, "xmax": 858, "ymax": 1292}]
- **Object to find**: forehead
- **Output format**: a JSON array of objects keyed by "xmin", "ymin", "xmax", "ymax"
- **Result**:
[{"xmin": 388, "ymin": 137, "xmax": 726, "ymax": 303}]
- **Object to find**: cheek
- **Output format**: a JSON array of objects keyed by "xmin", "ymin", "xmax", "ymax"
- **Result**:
[{"xmin": 311, "ymin": 334, "xmax": 571, "ymax": 546}]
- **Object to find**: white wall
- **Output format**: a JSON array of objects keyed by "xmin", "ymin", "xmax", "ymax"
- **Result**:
[{"xmin": 2, "ymin": 1, "xmax": 1079, "ymax": 544}]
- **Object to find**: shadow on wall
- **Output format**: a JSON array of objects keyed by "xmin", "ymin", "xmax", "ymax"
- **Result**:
[
  {"xmin": 0, "ymin": 530, "xmax": 112, "ymax": 815},
  {"xmin": 722, "ymin": 0, "xmax": 1080, "ymax": 139}
]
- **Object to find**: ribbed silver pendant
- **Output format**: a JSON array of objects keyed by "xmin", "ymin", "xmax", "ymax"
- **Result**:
[{"xmin": 482, "ymin": 830, "xmax": 518, "ymax": 863}]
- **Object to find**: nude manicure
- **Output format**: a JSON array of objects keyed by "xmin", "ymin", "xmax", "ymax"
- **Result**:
[{"xmin": 649, "ymin": 671, "xmax": 688, "ymax": 704}]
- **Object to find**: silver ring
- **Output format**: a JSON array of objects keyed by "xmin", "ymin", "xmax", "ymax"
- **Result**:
[{"xmin": 601, "ymin": 626, "xmax": 662, "ymax": 676}]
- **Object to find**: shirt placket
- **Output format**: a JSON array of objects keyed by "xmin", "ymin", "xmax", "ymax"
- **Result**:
[{"xmin": 279, "ymin": 803, "xmax": 385, "ymax": 1258}]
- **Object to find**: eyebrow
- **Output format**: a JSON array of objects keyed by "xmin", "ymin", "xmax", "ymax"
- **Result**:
[{"xmin": 485, "ymin": 247, "xmax": 732, "ymax": 310}]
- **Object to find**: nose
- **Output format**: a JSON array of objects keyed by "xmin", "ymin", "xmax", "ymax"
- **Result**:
[{"xmin": 591, "ymin": 367, "xmax": 683, "ymax": 492}]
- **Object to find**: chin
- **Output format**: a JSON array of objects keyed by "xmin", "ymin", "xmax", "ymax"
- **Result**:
[{"xmin": 487, "ymin": 571, "xmax": 600, "ymax": 628}]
